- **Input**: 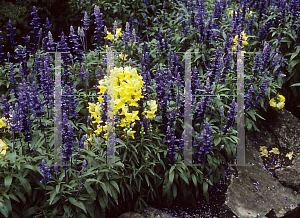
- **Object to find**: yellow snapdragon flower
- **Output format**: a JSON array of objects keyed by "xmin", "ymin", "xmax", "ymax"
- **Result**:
[
  {"xmin": 259, "ymin": 146, "xmax": 268, "ymax": 157},
  {"xmin": 127, "ymin": 130, "xmax": 136, "ymax": 139},
  {"xmin": 269, "ymin": 94, "xmax": 285, "ymax": 110},
  {"xmin": 229, "ymin": 8, "xmax": 253, "ymax": 19},
  {"xmin": 260, "ymin": 148, "xmax": 268, "ymax": 157},
  {"xmin": 286, "ymin": 151, "xmax": 295, "ymax": 160},
  {"xmin": 232, "ymin": 31, "xmax": 248, "ymax": 52},
  {"xmin": 0, "ymin": 118, "xmax": 6, "ymax": 128},
  {"xmin": 269, "ymin": 148, "xmax": 280, "ymax": 155},
  {"xmin": 104, "ymin": 28, "xmax": 122, "ymax": 42},
  {"xmin": 0, "ymin": 139, "xmax": 8, "ymax": 160},
  {"xmin": 119, "ymin": 53, "xmax": 128, "ymax": 61},
  {"xmin": 259, "ymin": 146, "xmax": 267, "ymax": 151},
  {"xmin": 0, "ymin": 115, "xmax": 12, "ymax": 129}
]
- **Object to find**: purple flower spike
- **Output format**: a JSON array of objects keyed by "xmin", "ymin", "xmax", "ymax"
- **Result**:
[{"xmin": 38, "ymin": 159, "xmax": 52, "ymax": 184}]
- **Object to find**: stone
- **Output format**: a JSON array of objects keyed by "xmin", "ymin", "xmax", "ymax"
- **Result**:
[
  {"xmin": 274, "ymin": 154, "xmax": 300, "ymax": 193},
  {"xmin": 223, "ymin": 108, "xmax": 300, "ymax": 218},
  {"xmin": 117, "ymin": 212, "xmax": 144, "ymax": 218},
  {"xmin": 117, "ymin": 207, "xmax": 175, "ymax": 218}
]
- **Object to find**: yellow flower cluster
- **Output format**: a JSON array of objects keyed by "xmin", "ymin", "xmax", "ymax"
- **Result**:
[
  {"xmin": 260, "ymin": 146, "xmax": 295, "ymax": 160},
  {"xmin": 229, "ymin": 8, "xmax": 253, "ymax": 19},
  {"xmin": 0, "ymin": 115, "xmax": 10, "ymax": 129},
  {"xmin": 104, "ymin": 28, "xmax": 144, "ymax": 65},
  {"xmin": 87, "ymin": 65, "xmax": 157, "ymax": 142},
  {"xmin": 232, "ymin": 31, "xmax": 248, "ymax": 52},
  {"xmin": 104, "ymin": 28, "xmax": 122, "ymax": 42},
  {"xmin": 269, "ymin": 94, "xmax": 285, "ymax": 110},
  {"xmin": 119, "ymin": 53, "xmax": 128, "ymax": 61},
  {"xmin": 0, "ymin": 115, "xmax": 15, "ymax": 134},
  {"xmin": 0, "ymin": 139, "xmax": 8, "ymax": 160}
]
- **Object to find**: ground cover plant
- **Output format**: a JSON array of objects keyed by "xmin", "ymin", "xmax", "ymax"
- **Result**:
[{"xmin": 0, "ymin": 0, "xmax": 300, "ymax": 217}]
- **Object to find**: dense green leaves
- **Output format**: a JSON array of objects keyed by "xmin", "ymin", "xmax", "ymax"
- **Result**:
[{"xmin": 69, "ymin": 197, "xmax": 87, "ymax": 214}]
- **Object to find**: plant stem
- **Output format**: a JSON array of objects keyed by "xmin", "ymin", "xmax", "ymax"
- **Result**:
[
  {"xmin": 18, "ymin": 133, "xmax": 23, "ymax": 156},
  {"xmin": 45, "ymin": 180, "xmax": 48, "ymax": 214},
  {"xmin": 12, "ymin": 131, "xmax": 15, "ymax": 152}
]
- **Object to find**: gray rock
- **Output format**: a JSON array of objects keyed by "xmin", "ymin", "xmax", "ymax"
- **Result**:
[
  {"xmin": 117, "ymin": 207, "xmax": 175, "ymax": 218},
  {"xmin": 117, "ymin": 212, "xmax": 144, "ymax": 218},
  {"xmin": 223, "ymin": 108, "xmax": 300, "ymax": 218},
  {"xmin": 274, "ymin": 154, "xmax": 300, "ymax": 193}
]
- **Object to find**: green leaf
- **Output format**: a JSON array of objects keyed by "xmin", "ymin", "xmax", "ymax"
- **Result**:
[
  {"xmin": 80, "ymin": 124, "xmax": 88, "ymax": 133},
  {"xmin": 254, "ymin": 112, "xmax": 266, "ymax": 121},
  {"xmin": 202, "ymin": 181, "xmax": 208, "ymax": 195},
  {"xmin": 169, "ymin": 169, "xmax": 175, "ymax": 185},
  {"xmin": 23, "ymin": 206, "xmax": 39, "ymax": 218},
  {"xmin": 247, "ymin": 110, "xmax": 256, "ymax": 121},
  {"xmin": 15, "ymin": 191, "xmax": 26, "ymax": 204},
  {"xmin": 204, "ymin": 190, "xmax": 209, "ymax": 203},
  {"xmin": 207, "ymin": 176, "xmax": 213, "ymax": 186},
  {"xmin": 214, "ymin": 137, "xmax": 221, "ymax": 146},
  {"xmin": 162, "ymin": 179, "xmax": 172, "ymax": 197},
  {"xmin": 179, "ymin": 172, "xmax": 189, "ymax": 185},
  {"xmin": 17, "ymin": 176, "xmax": 31, "ymax": 196},
  {"xmin": 99, "ymin": 181, "xmax": 108, "ymax": 197},
  {"xmin": 21, "ymin": 164, "xmax": 35, "ymax": 171},
  {"xmin": 27, "ymin": 57, "xmax": 34, "ymax": 69},
  {"xmin": 85, "ymin": 178, "xmax": 100, "ymax": 183},
  {"xmin": 144, "ymin": 174, "xmax": 150, "ymax": 187},
  {"xmin": 83, "ymin": 183, "xmax": 96, "ymax": 200},
  {"xmin": 68, "ymin": 120, "xmax": 78, "ymax": 130},
  {"xmin": 206, "ymin": 154, "xmax": 212, "ymax": 167},
  {"xmin": 98, "ymin": 197, "xmax": 106, "ymax": 210},
  {"xmin": 287, "ymin": 31, "xmax": 296, "ymax": 42},
  {"xmin": 247, "ymin": 118, "xmax": 252, "ymax": 130},
  {"xmin": 8, "ymin": 194, "xmax": 19, "ymax": 203},
  {"xmin": 56, "ymin": 184, "xmax": 60, "ymax": 194},
  {"xmin": 49, "ymin": 189, "xmax": 57, "ymax": 205},
  {"xmin": 172, "ymin": 183, "xmax": 177, "ymax": 199},
  {"xmin": 212, "ymin": 162, "xmax": 217, "ymax": 172},
  {"xmin": 191, "ymin": 174, "xmax": 197, "ymax": 188},
  {"xmin": 225, "ymin": 144, "xmax": 232, "ymax": 160},
  {"xmin": 0, "ymin": 203, "xmax": 8, "ymax": 218},
  {"xmin": 110, "ymin": 180, "xmax": 120, "ymax": 194},
  {"xmin": 7, "ymin": 152, "xmax": 16, "ymax": 164},
  {"xmin": 290, "ymin": 83, "xmax": 300, "ymax": 87},
  {"xmin": 289, "ymin": 59, "xmax": 300, "ymax": 69},
  {"xmin": 214, "ymin": 168, "xmax": 220, "ymax": 185},
  {"xmin": 69, "ymin": 197, "xmax": 87, "ymax": 214},
  {"xmin": 290, "ymin": 47, "xmax": 300, "ymax": 61},
  {"xmin": 63, "ymin": 205, "xmax": 71, "ymax": 216},
  {"xmin": 4, "ymin": 175, "xmax": 12, "ymax": 189},
  {"xmin": 3, "ymin": 198, "xmax": 11, "ymax": 212}
]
